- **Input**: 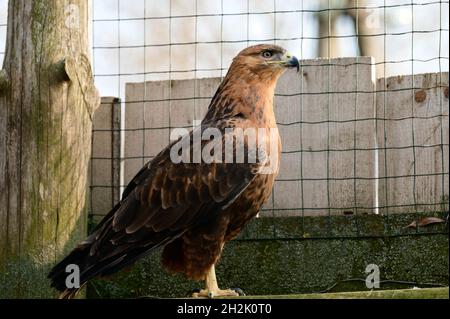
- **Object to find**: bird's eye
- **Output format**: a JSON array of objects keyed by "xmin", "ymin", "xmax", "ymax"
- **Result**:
[{"xmin": 262, "ymin": 51, "xmax": 273, "ymax": 59}]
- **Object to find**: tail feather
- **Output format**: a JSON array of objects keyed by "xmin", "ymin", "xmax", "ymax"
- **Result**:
[
  {"xmin": 48, "ymin": 203, "xmax": 184, "ymax": 297},
  {"xmin": 58, "ymin": 286, "xmax": 83, "ymax": 299},
  {"xmin": 48, "ymin": 244, "xmax": 90, "ymax": 292},
  {"xmin": 48, "ymin": 240, "xmax": 168, "ymax": 296},
  {"xmin": 59, "ymin": 289, "xmax": 77, "ymax": 299}
]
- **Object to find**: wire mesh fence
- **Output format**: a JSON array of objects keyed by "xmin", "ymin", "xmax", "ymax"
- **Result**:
[
  {"xmin": 87, "ymin": 0, "xmax": 449, "ymax": 241},
  {"xmin": 1, "ymin": 1, "xmax": 447, "ymax": 239},
  {"xmin": 0, "ymin": 0, "xmax": 447, "ymax": 299}
]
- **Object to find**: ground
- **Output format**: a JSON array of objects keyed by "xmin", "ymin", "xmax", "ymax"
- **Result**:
[{"xmin": 225, "ymin": 287, "xmax": 449, "ymax": 299}]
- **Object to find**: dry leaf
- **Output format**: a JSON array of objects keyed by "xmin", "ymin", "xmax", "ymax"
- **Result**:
[{"xmin": 404, "ymin": 217, "xmax": 445, "ymax": 229}]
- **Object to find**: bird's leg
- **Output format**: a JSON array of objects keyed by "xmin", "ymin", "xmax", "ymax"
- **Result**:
[{"xmin": 192, "ymin": 264, "xmax": 239, "ymax": 298}]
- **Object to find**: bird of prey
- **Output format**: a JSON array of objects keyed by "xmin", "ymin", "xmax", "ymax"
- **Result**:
[{"xmin": 48, "ymin": 44, "xmax": 299, "ymax": 298}]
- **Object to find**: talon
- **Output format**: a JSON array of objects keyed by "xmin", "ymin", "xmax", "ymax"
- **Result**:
[
  {"xmin": 192, "ymin": 265, "xmax": 242, "ymax": 298},
  {"xmin": 231, "ymin": 288, "xmax": 246, "ymax": 296},
  {"xmin": 190, "ymin": 288, "xmax": 200, "ymax": 298}
]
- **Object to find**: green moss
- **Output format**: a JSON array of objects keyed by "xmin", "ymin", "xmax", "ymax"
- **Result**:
[
  {"xmin": 0, "ymin": 0, "xmax": 91, "ymax": 299},
  {"xmin": 0, "ymin": 212, "xmax": 87, "ymax": 298},
  {"xmin": 0, "ymin": 103, "xmax": 85, "ymax": 298},
  {"xmin": 0, "ymin": 257, "xmax": 55, "ymax": 298},
  {"xmin": 88, "ymin": 213, "xmax": 448, "ymax": 299},
  {"xmin": 32, "ymin": 0, "xmax": 57, "ymax": 64},
  {"xmin": 227, "ymin": 287, "xmax": 449, "ymax": 299}
]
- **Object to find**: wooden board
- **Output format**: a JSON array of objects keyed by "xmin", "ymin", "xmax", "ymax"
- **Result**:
[
  {"xmin": 90, "ymin": 97, "xmax": 121, "ymax": 223},
  {"xmin": 123, "ymin": 57, "xmax": 377, "ymax": 217},
  {"xmin": 377, "ymin": 72, "xmax": 449, "ymax": 214}
]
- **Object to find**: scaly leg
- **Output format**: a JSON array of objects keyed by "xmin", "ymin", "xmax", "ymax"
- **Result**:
[{"xmin": 192, "ymin": 265, "xmax": 239, "ymax": 298}]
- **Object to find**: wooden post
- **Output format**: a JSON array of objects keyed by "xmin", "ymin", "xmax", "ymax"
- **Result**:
[
  {"xmin": 377, "ymin": 73, "xmax": 449, "ymax": 214},
  {"xmin": 90, "ymin": 97, "xmax": 121, "ymax": 224},
  {"xmin": 0, "ymin": 0, "xmax": 99, "ymax": 298}
]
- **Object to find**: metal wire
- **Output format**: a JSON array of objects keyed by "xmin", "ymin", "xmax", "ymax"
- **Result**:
[
  {"xmin": 87, "ymin": 1, "xmax": 449, "ymax": 242},
  {"xmin": 92, "ymin": 30, "xmax": 448, "ymax": 51},
  {"xmin": 0, "ymin": 0, "xmax": 447, "ymax": 298},
  {"xmin": 91, "ymin": 1, "xmax": 447, "ymax": 22}
]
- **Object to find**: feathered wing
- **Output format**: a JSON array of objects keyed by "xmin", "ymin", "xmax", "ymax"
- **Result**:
[{"xmin": 48, "ymin": 118, "xmax": 263, "ymax": 297}]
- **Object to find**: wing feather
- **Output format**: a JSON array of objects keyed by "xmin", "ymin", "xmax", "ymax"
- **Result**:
[{"xmin": 85, "ymin": 118, "xmax": 262, "ymax": 275}]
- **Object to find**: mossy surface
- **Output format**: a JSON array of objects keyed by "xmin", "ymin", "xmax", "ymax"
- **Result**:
[
  {"xmin": 0, "ymin": 214, "xmax": 87, "ymax": 299},
  {"xmin": 227, "ymin": 287, "xmax": 449, "ymax": 299},
  {"xmin": 0, "ymin": 0, "xmax": 92, "ymax": 299},
  {"xmin": 87, "ymin": 212, "xmax": 448, "ymax": 299}
]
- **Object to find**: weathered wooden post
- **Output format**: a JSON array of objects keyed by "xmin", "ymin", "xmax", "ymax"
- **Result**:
[{"xmin": 0, "ymin": 0, "xmax": 99, "ymax": 298}]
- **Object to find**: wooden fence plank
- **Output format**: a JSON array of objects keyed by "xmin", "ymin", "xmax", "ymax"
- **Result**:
[
  {"xmin": 377, "ymin": 72, "xmax": 449, "ymax": 214},
  {"xmin": 263, "ymin": 57, "xmax": 377, "ymax": 216},
  {"xmin": 90, "ymin": 97, "xmax": 121, "ymax": 223},
  {"xmin": 116, "ymin": 61, "xmax": 448, "ymax": 218},
  {"xmin": 122, "ymin": 57, "xmax": 378, "ymax": 217}
]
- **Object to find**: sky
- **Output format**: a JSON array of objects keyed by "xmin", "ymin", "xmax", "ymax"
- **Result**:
[{"xmin": 0, "ymin": 0, "xmax": 448, "ymax": 98}]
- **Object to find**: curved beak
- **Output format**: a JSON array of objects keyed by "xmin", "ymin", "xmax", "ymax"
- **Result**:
[{"xmin": 282, "ymin": 52, "xmax": 300, "ymax": 72}]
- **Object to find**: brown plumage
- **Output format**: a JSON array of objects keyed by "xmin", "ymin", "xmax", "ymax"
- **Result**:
[{"xmin": 48, "ymin": 44, "xmax": 299, "ymax": 298}]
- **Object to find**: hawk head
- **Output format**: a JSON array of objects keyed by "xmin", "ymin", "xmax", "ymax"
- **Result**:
[{"xmin": 231, "ymin": 44, "xmax": 299, "ymax": 81}]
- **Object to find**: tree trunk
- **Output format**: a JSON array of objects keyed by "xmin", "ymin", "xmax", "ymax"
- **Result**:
[
  {"xmin": 341, "ymin": 0, "xmax": 386, "ymax": 78},
  {"xmin": 318, "ymin": 13, "xmax": 340, "ymax": 58},
  {"xmin": 0, "ymin": 0, "xmax": 99, "ymax": 298}
]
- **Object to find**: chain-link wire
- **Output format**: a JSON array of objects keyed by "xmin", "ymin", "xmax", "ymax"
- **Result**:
[{"xmin": 85, "ymin": 0, "xmax": 449, "ymax": 241}]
